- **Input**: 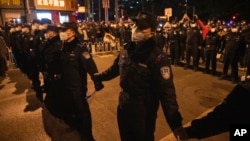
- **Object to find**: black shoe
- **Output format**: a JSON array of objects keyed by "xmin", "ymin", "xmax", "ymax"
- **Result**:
[
  {"xmin": 193, "ymin": 67, "xmax": 198, "ymax": 72},
  {"xmin": 203, "ymin": 70, "xmax": 210, "ymax": 74},
  {"xmin": 184, "ymin": 65, "xmax": 188, "ymax": 70},
  {"xmin": 231, "ymin": 78, "xmax": 239, "ymax": 84},
  {"xmin": 211, "ymin": 71, "xmax": 217, "ymax": 76},
  {"xmin": 219, "ymin": 74, "xmax": 226, "ymax": 80}
]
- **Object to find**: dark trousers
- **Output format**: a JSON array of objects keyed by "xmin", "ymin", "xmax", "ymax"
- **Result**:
[
  {"xmin": 205, "ymin": 50, "xmax": 217, "ymax": 73},
  {"xmin": 222, "ymin": 54, "xmax": 239, "ymax": 81},
  {"xmin": 244, "ymin": 50, "xmax": 250, "ymax": 75},
  {"xmin": 66, "ymin": 88, "xmax": 95, "ymax": 141},
  {"xmin": 170, "ymin": 42, "xmax": 180, "ymax": 65},
  {"xmin": 117, "ymin": 95, "xmax": 158, "ymax": 141},
  {"xmin": 185, "ymin": 46, "xmax": 199, "ymax": 69},
  {"xmin": 0, "ymin": 57, "xmax": 7, "ymax": 76}
]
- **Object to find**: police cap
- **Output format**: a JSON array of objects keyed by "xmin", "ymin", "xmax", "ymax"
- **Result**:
[
  {"xmin": 62, "ymin": 22, "xmax": 77, "ymax": 32},
  {"xmin": 41, "ymin": 18, "xmax": 52, "ymax": 24},
  {"xmin": 46, "ymin": 25, "xmax": 59, "ymax": 33},
  {"xmin": 32, "ymin": 19, "xmax": 41, "ymax": 24},
  {"xmin": 132, "ymin": 11, "xmax": 158, "ymax": 31}
]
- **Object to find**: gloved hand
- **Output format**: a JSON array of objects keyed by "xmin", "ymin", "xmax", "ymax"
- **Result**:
[
  {"xmin": 173, "ymin": 126, "xmax": 189, "ymax": 140},
  {"xmin": 93, "ymin": 73, "xmax": 102, "ymax": 82},
  {"xmin": 194, "ymin": 14, "xmax": 198, "ymax": 21},
  {"xmin": 94, "ymin": 81, "xmax": 104, "ymax": 91}
]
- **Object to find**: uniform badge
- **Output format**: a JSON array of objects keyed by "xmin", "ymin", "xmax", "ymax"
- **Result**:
[
  {"xmin": 160, "ymin": 66, "xmax": 170, "ymax": 80},
  {"xmin": 82, "ymin": 52, "xmax": 90, "ymax": 59},
  {"xmin": 69, "ymin": 51, "xmax": 75, "ymax": 57}
]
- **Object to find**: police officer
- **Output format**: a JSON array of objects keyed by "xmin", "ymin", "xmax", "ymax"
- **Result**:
[
  {"xmin": 59, "ymin": 22, "xmax": 104, "ymax": 141},
  {"xmin": 219, "ymin": 23, "xmax": 244, "ymax": 83},
  {"xmin": 168, "ymin": 21, "xmax": 180, "ymax": 65},
  {"xmin": 94, "ymin": 11, "xmax": 187, "ymax": 141},
  {"xmin": 185, "ymin": 20, "xmax": 203, "ymax": 71},
  {"xmin": 13, "ymin": 24, "xmax": 23, "ymax": 68},
  {"xmin": 204, "ymin": 24, "xmax": 220, "ymax": 75},
  {"xmin": 29, "ymin": 19, "xmax": 44, "ymax": 101},
  {"xmin": 240, "ymin": 21, "xmax": 250, "ymax": 78},
  {"xmin": 154, "ymin": 26, "xmax": 165, "ymax": 51},
  {"xmin": 40, "ymin": 25, "xmax": 64, "ymax": 118},
  {"xmin": 178, "ymin": 23, "xmax": 187, "ymax": 63}
]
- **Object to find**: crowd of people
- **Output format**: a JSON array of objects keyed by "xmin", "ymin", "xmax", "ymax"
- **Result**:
[
  {"xmin": 159, "ymin": 14, "xmax": 250, "ymax": 84},
  {"xmin": 0, "ymin": 11, "xmax": 250, "ymax": 141}
]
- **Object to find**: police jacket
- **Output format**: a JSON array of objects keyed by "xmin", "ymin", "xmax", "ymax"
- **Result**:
[
  {"xmin": 186, "ymin": 27, "xmax": 202, "ymax": 47},
  {"xmin": 168, "ymin": 28, "xmax": 180, "ymax": 44},
  {"xmin": 97, "ymin": 37, "xmax": 183, "ymax": 131},
  {"xmin": 222, "ymin": 31, "xmax": 243, "ymax": 56},
  {"xmin": 60, "ymin": 38, "xmax": 99, "ymax": 89},
  {"xmin": 204, "ymin": 31, "xmax": 220, "ymax": 51},
  {"xmin": 41, "ymin": 35, "xmax": 62, "ymax": 76},
  {"xmin": 241, "ymin": 26, "xmax": 250, "ymax": 52}
]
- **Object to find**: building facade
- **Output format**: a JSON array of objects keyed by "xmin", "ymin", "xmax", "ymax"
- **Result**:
[{"xmin": 0, "ymin": 0, "xmax": 78, "ymax": 25}]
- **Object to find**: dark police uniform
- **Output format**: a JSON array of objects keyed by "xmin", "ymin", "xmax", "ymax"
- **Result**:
[
  {"xmin": 185, "ymin": 23, "xmax": 203, "ymax": 71},
  {"xmin": 241, "ymin": 25, "xmax": 250, "ymax": 76},
  {"xmin": 179, "ymin": 23, "xmax": 187, "ymax": 62},
  {"xmin": 204, "ymin": 30, "xmax": 220, "ymax": 75},
  {"xmin": 220, "ymin": 27, "xmax": 244, "ymax": 83},
  {"xmin": 95, "ymin": 38, "xmax": 183, "ymax": 141},
  {"xmin": 168, "ymin": 23, "xmax": 180, "ymax": 65},
  {"xmin": 40, "ymin": 34, "xmax": 64, "ymax": 117},
  {"xmin": 60, "ymin": 37, "xmax": 102, "ymax": 141}
]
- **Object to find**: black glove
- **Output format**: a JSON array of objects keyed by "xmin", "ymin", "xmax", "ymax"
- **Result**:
[
  {"xmin": 94, "ymin": 81, "xmax": 104, "ymax": 91},
  {"xmin": 93, "ymin": 73, "xmax": 102, "ymax": 82},
  {"xmin": 173, "ymin": 126, "xmax": 189, "ymax": 140}
]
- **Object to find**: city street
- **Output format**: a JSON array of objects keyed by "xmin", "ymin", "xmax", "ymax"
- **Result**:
[{"xmin": 0, "ymin": 53, "xmax": 236, "ymax": 141}]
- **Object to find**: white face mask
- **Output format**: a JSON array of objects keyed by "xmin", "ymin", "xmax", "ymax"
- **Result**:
[
  {"xmin": 172, "ymin": 24, "xmax": 177, "ymax": 28},
  {"xmin": 16, "ymin": 27, "xmax": 21, "ymax": 31},
  {"xmin": 31, "ymin": 25, "xmax": 38, "ymax": 31},
  {"xmin": 190, "ymin": 23, "xmax": 196, "ymax": 28},
  {"xmin": 21, "ymin": 28, "xmax": 26, "ymax": 33},
  {"xmin": 39, "ymin": 25, "xmax": 45, "ymax": 30},
  {"xmin": 10, "ymin": 28, "xmax": 16, "ymax": 33},
  {"xmin": 231, "ymin": 28, "xmax": 238, "ymax": 33},
  {"xmin": 59, "ymin": 32, "xmax": 68, "ymax": 41},
  {"xmin": 210, "ymin": 28, "xmax": 216, "ymax": 32},
  {"xmin": 44, "ymin": 33, "xmax": 49, "ymax": 39},
  {"xmin": 131, "ymin": 27, "xmax": 145, "ymax": 42}
]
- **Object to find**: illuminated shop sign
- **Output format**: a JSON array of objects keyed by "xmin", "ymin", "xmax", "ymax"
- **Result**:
[
  {"xmin": 0, "ymin": 0, "xmax": 21, "ymax": 5},
  {"xmin": 35, "ymin": 0, "xmax": 77, "ymax": 11},
  {"xmin": 37, "ymin": 0, "xmax": 65, "ymax": 7}
]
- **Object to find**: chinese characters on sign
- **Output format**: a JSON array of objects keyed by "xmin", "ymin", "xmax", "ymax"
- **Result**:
[
  {"xmin": 0, "ymin": 0, "xmax": 21, "ymax": 5},
  {"xmin": 37, "ymin": 0, "xmax": 65, "ymax": 7}
]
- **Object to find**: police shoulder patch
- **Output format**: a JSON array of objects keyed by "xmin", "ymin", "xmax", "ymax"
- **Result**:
[
  {"xmin": 160, "ymin": 66, "xmax": 171, "ymax": 80},
  {"xmin": 82, "ymin": 52, "xmax": 90, "ymax": 59}
]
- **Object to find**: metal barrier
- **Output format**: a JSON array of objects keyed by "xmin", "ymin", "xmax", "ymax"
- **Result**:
[{"xmin": 83, "ymin": 41, "xmax": 120, "ymax": 54}]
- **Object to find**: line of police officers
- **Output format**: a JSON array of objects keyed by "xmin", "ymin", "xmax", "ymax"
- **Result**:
[
  {"xmin": 5, "ymin": 14, "xmax": 250, "ymax": 140},
  {"xmin": 8, "ymin": 19, "xmax": 104, "ymax": 141},
  {"xmin": 160, "ymin": 15, "xmax": 250, "ymax": 83}
]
